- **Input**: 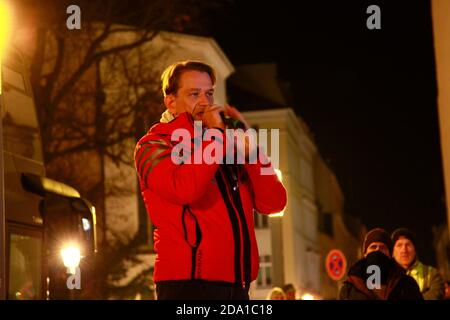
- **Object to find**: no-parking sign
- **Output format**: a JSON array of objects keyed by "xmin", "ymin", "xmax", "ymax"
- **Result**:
[{"xmin": 325, "ymin": 249, "xmax": 347, "ymax": 281}]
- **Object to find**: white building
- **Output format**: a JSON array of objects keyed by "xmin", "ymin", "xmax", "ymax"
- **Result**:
[
  {"xmin": 242, "ymin": 108, "xmax": 322, "ymax": 300},
  {"xmin": 432, "ymin": 0, "xmax": 450, "ymax": 238}
]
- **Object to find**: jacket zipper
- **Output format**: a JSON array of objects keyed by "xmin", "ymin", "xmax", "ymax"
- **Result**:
[
  {"xmin": 226, "ymin": 165, "xmax": 251, "ymax": 288},
  {"xmin": 219, "ymin": 165, "xmax": 251, "ymax": 288},
  {"xmin": 227, "ymin": 165, "xmax": 251, "ymax": 288},
  {"xmin": 216, "ymin": 169, "xmax": 243, "ymax": 285}
]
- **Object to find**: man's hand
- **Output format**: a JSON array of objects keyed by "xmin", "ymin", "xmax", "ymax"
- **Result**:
[
  {"xmin": 201, "ymin": 104, "xmax": 226, "ymax": 130},
  {"xmin": 234, "ymin": 128, "xmax": 259, "ymax": 161},
  {"xmin": 201, "ymin": 104, "xmax": 257, "ymax": 162},
  {"xmin": 224, "ymin": 105, "xmax": 257, "ymax": 161},
  {"xmin": 224, "ymin": 105, "xmax": 250, "ymax": 130}
]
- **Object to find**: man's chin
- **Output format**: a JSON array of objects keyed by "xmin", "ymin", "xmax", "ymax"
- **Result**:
[{"xmin": 401, "ymin": 258, "xmax": 413, "ymax": 266}]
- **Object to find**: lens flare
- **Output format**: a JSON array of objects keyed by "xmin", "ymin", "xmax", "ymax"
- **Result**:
[{"xmin": 60, "ymin": 245, "xmax": 81, "ymax": 274}]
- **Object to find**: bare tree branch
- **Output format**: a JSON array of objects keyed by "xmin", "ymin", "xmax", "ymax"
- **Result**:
[{"xmin": 50, "ymin": 22, "xmax": 113, "ymax": 108}]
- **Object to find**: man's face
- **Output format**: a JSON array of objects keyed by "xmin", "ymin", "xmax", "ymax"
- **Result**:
[
  {"xmin": 164, "ymin": 70, "xmax": 214, "ymax": 121},
  {"xmin": 393, "ymin": 236, "xmax": 416, "ymax": 269},
  {"xmin": 365, "ymin": 241, "xmax": 390, "ymax": 257}
]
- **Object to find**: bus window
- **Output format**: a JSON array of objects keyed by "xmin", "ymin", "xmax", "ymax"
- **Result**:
[
  {"xmin": 8, "ymin": 233, "xmax": 42, "ymax": 300},
  {"xmin": 2, "ymin": 62, "xmax": 43, "ymax": 162}
]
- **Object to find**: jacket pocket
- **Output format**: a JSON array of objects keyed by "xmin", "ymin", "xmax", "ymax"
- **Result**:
[
  {"xmin": 181, "ymin": 206, "xmax": 203, "ymax": 279},
  {"xmin": 181, "ymin": 206, "xmax": 202, "ymax": 247}
]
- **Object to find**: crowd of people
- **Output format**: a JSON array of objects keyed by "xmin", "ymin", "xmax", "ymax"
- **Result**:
[
  {"xmin": 266, "ymin": 227, "xmax": 448, "ymax": 300},
  {"xmin": 266, "ymin": 284, "xmax": 298, "ymax": 300},
  {"xmin": 339, "ymin": 227, "xmax": 446, "ymax": 300}
]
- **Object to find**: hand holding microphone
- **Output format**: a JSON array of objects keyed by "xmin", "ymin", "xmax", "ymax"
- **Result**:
[
  {"xmin": 200, "ymin": 104, "xmax": 255, "ymax": 160},
  {"xmin": 220, "ymin": 105, "xmax": 248, "ymax": 130},
  {"xmin": 199, "ymin": 104, "xmax": 248, "ymax": 130},
  {"xmin": 199, "ymin": 104, "xmax": 226, "ymax": 130},
  {"xmin": 220, "ymin": 112, "xmax": 247, "ymax": 130}
]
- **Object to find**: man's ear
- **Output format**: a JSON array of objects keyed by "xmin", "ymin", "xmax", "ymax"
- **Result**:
[{"xmin": 164, "ymin": 95, "xmax": 176, "ymax": 115}]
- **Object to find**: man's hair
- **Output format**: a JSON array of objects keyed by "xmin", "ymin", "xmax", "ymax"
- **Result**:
[
  {"xmin": 160, "ymin": 60, "xmax": 216, "ymax": 97},
  {"xmin": 391, "ymin": 228, "xmax": 417, "ymax": 249},
  {"xmin": 282, "ymin": 283, "xmax": 295, "ymax": 293},
  {"xmin": 267, "ymin": 287, "xmax": 286, "ymax": 300}
]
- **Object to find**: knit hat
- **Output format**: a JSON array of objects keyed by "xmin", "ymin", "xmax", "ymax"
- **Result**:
[
  {"xmin": 391, "ymin": 228, "xmax": 416, "ymax": 249},
  {"xmin": 362, "ymin": 228, "xmax": 392, "ymax": 255}
]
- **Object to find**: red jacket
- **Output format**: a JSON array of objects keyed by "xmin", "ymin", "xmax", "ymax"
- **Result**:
[{"xmin": 134, "ymin": 112, "xmax": 287, "ymax": 286}]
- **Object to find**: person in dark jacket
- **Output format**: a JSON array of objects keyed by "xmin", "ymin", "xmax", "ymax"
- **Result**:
[
  {"xmin": 134, "ymin": 60, "xmax": 287, "ymax": 300},
  {"xmin": 339, "ymin": 228, "xmax": 423, "ymax": 300}
]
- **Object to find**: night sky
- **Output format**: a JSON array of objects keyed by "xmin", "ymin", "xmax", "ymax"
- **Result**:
[{"xmin": 210, "ymin": 0, "xmax": 447, "ymax": 264}]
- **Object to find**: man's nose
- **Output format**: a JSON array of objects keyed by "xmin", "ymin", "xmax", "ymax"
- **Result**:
[{"xmin": 198, "ymin": 92, "xmax": 211, "ymax": 104}]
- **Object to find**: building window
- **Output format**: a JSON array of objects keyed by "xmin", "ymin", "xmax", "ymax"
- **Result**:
[
  {"xmin": 319, "ymin": 211, "xmax": 333, "ymax": 237},
  {"xmin": 254, "ymin": 211, "xmax": 269, "ymax": 229},
  {"xmin": 256, "ymin": 255, "xmax": 272, "ymax": 288}
]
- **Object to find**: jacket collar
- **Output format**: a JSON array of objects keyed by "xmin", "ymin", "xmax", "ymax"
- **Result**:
[
  {"xmin": 150, "ymin": 112, "xmax": 196, "ymax": 136},
  {"xmin": 345, "ymin": 257, "xmax": 406, "ymax": 299},
  {"xmin": 407, "ymin": 259, "xmax": 422, "ymax": 275}
]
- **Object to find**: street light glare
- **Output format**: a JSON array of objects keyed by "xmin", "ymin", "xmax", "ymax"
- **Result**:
[
  {"xmin": 301, "ymin": 293, "xmax": 315, "ymax": 300},
  {"xmin": 0, "ymin": 0, "xmax": 13, "ymax": 56},
  {"xmin": 269, "ymin": 169, "xmax": 285, "ymax": 217},
  {"xmin": 275, "ymin": 168, "xmax": 283, "ymax": 182},
  {"xmin": 60, "ymin": 245, "xmax": 81, "ymax": 274}
]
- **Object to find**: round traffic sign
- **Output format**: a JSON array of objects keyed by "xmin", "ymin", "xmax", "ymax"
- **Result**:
[{"xmin": 325, "ymin": 249, "xmax": 347, "ymax": 281}]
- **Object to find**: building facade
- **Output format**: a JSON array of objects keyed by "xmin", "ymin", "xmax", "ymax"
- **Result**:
[
  {"xmin": 433, "ymin": 224, "xmax": 450, "ymax": 282},
  {"xmin": 242, "ymin": 108, "xmax": 321, "ymax": 299},
  {"xmin": 314, "ymin": 155, "xmax": 365, "ymax": 299},
  {"xmin": 432, "ymin": 0, "xmax": 450, "ymax": 238},
  {"xmin": 242, "ymin": 108, "xmax": 365, "ymax": 299}
]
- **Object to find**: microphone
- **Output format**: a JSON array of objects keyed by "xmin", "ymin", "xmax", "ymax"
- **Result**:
[{"xmin": 220, "ymin": 112, "xmax": 246, "ymax": 130}]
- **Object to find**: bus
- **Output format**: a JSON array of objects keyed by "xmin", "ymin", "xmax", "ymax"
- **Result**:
[{"xmin": 0, "ymin": 47, "xmax": 97, "ymax": 300}]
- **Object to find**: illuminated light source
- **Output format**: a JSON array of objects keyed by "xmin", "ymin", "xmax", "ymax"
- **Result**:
[
  {"xmin": 60, "ymin": 245, "xmax": 81, "ymax": 274},
  {"xmin": 0, "ymin": 1, "xmax": 12, "ymax": 56},
  {"xmin": 301, "ymin": 293, "xmax": 315, "ymax": 300},
  {"xmin": 89, "ymin": 204, "xmax": 98, "ymax": 253},
  {"xmin": 269, "ymin": 168, "xmax": 285, "ymax": 217},
  {"xmin": 0, "ymin": 0, "xmax": 13, "ymax": 95},
  {"xmin": 82, "ymin": 218, "xmax": 91, "ymax": 231}
]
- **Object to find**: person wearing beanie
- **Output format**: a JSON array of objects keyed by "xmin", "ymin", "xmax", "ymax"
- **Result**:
[
  {"xmin": 392, "ymin": 228, "xmax": 445, "ymax": 300},
  {"xmin": 362, "ymin": 228, "xmax": 393, "ymax": 256},
  {"xmin": 339, "ymin": 228, "xmax": 422, "ymax": 300}
]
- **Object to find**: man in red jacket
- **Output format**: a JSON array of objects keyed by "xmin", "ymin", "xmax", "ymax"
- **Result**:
[{"xmin": 134, "ymin": 60, "xmax": 287, "ymax": 300}]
